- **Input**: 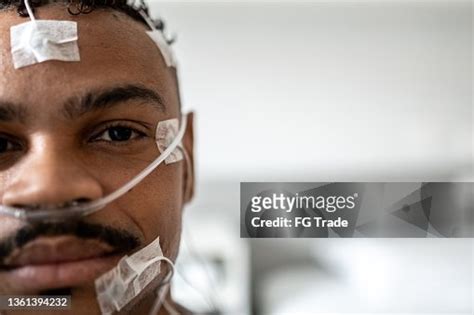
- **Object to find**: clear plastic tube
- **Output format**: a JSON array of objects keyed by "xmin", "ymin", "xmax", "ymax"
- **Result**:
[{"xmin": 0, "ymin": 114, "xmax": 187, "ymax": 222}]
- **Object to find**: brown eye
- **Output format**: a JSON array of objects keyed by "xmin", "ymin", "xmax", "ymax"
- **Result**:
[
  {"xmin": 92, "ymin": 125, "xmax": 145, "ymax": 143},
  {"xmin": 0, "ymin": 136, "xmax": 21, "ymax": 153},
  {"xmin": 107, "ymin": 127, "xmax": 133, "ymax": 142}
]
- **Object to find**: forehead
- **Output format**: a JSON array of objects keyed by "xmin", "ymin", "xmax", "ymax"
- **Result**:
[{"xmin": 0, "ymin": 5, "xmax": 178, "ymax": 116}]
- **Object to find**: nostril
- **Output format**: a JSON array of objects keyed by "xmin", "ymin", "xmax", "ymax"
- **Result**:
[
  {"xmin": 73, "ymin": 198, "xmax": 92, "ymax": 204},
  {"xmin": 67, "ymin": 198, "xmax": 92, "ymax": 208},
  {"xmin": 12, "ymin": 198, "xmax": 93, "ymax": 210},
  {"xmin": 12, "ymin": 203, "xmax": 41, "ymax": 211}
]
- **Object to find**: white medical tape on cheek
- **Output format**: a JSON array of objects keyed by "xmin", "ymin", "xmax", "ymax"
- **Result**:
[
  {"xmin": 156, "ymin": 119, "xmax": 184, "ymax": 164},
  {"xmin": 95, "ymin": 237, "xmax": 174, "ymax": 314},
  {"xmin": 10, "ymin": 0, "xmax": 80, "ymax": 69}
]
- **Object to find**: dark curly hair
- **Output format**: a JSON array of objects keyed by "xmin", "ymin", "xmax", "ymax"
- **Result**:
[{"xmin": 0, "ymin": 0, "xmax": 173, "ymax": 44}]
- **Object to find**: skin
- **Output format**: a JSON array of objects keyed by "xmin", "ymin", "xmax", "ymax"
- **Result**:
[{"xmin": 0, "ymin": 4, "xmax": 195, "ymax": 315}]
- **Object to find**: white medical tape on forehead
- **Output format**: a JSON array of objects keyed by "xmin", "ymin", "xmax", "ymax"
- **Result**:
[
  {"xmin": 146, "ymin": 31, "xmax": 177, "ymax": 68},
  {"xmin": 139, "ymin": 10, "xmax": 177, "ymax": 68},
  {"xmin": 156, "ymin": 118, "xmax": 184, "ymax": 164},
  {"xmin": 10, "ymin": 0, "xmax": 80, "ymax": 69},
  {"xmin": 95, "ymin": 237, "xmax": 175, "ymax": 315}
]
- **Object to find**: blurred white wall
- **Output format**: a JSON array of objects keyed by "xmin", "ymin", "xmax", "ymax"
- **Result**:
[
  {"xmin": 149, "ymin": 0, "xmax": 472, "ymax": 181},
  {"xmin": 259, "ymin": 239, "xmax": 473, "ymax": 314},
  {"xmin": 146, "ymin": 2, "xmax": 473, "ymax": 314}
]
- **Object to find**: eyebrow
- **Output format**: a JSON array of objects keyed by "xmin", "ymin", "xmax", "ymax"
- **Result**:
[
  {"xmin": 0, "ymin": 85, "xmax": 165, "ymax": 124},
  {"xmin": 0, "ymin": 101, "xmax": 29, "ymax": 123},
  {"xmin": 63, "ymin": 85, "xmax": 166, "ymax": 119}
]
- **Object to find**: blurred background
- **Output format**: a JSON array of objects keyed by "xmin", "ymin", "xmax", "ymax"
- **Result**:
[{"xmin": 148, "ymin": 0, "xmax": 473, "ymax": 314}]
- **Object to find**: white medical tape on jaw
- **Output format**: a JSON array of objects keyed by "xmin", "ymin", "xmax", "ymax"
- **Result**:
[
  {"xmin": 156, "ymin": 118, "xmax": 184, "ymax": 164},
  {"xmin": 138, "ymin": 10, "xmax": 177, "ymax": 68},
  {"xmin": 10, "ymin": 0, "xmax": 80, "ymax": 69},
  {"xmin": 95, "ymin": 236, "xmax": 175, "ymax": 315},
  {"xmin": 93, "ymin": 118, "xmax": 183, "ymax": 314}
]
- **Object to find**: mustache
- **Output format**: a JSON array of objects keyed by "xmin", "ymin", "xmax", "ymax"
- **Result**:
[{"xmin": 0, "ymin": 220, "xmax": 140, "ymax": 266}]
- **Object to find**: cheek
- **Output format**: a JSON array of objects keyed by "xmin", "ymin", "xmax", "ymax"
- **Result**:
[{"xmin": 117, "ymin": 162, "xmax": 183, "ymax": 258}]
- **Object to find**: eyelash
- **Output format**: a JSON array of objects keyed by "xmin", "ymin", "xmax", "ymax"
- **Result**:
[
  {"xmin": 0, "ymin": 122, "xmax": 150, "ymax": 156},
  {"xmin": 89, "ymin": 122, "xmax": 149, "ymax": 145},
  {"xmin": 0, "ymin": 134, "xmax": 23, "ymax": 153}
]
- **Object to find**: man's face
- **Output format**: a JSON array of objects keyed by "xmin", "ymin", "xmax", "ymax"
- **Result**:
[{"xmin": 0, "ymin": 4, "xmax": 193, "ymax": 313}]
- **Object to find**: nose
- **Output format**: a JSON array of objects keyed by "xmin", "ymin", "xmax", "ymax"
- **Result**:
[{"xmin": 2, "ymin": 143, "xmax": 104, "ymax": 210}]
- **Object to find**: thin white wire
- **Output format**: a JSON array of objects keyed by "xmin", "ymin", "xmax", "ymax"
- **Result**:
[
  {"xmin": 167, "ymin": 148, "xmax": 220, "ymax": 313},
  {"xmin": 149, "ymin": 257, "xmax": 181, "ymax": 315},
  {"xmin": 138, "ymin": 9, "xmax": 157, "ymax": 31},
  {"xmin": 23, "ymin": 0, "xmax": 36, "ymax": 22},
  {"xmin": 163, "ymin": 299, "xmax": 181, "ymax": 315},
  {"xmin": 149, "ymin": 149, "xmax": 217, "ymax": 314},
  {"xmin": 180, "ymin": 224, "xmax": 220, "ymax": 312}
]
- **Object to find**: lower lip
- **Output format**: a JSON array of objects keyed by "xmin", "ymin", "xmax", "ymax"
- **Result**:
[{"xmin": 2, "ymin": 254, "xmax": 123, "ymax": 292}]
